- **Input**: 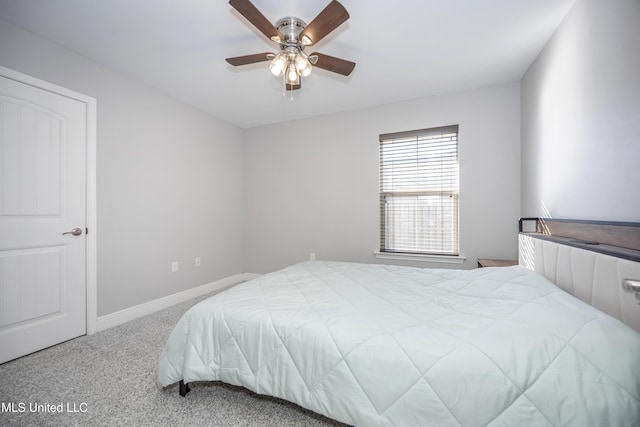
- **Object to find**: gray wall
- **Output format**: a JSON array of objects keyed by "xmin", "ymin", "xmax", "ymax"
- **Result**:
[
  {"xmin": 0, "ymin": 19, "xmax": 245, "ymax": 316},
  {"xmin": 521, "ymin": 0, "xmax": 640, "ymax": 221},
  {"xmin": 244, "ymin": 84, "xmax": 521, "ymax": 273}
]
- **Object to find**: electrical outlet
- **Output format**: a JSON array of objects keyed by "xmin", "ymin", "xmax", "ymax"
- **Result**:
[
  {"xmin": 171, "ymin": 261, "xmax": 179, "ymax": 272},
  {"xmin": 195, "ymin": 257, "xmax": 201, "ymax": 267},
  {"xmin": 310, "ymin": 252, "xmax": 316, "ymax": 261}
]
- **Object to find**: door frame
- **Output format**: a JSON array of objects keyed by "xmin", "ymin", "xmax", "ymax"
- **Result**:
[{"xmin": 0, "ymin": 66, "xmax": 98, "ymax": 334}]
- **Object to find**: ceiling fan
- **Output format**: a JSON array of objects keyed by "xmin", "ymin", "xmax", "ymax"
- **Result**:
[{"xmin": 225, "ymin": 0, "xmax": 355, "ymax": 91}]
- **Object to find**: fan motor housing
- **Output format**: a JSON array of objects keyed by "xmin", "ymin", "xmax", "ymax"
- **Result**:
[{"xmin": 275, "ymin": 17, "xmax": 307, "ymax": 47}]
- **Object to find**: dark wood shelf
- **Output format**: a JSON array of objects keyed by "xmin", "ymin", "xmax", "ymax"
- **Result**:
[{"xmin": 518, "ymin": 218, "xmax": 640, "ymax": 263}]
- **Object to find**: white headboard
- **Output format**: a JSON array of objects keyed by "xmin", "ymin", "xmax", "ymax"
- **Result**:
[{"xmin": 519, "ymin": 233, "xmax": 640, "ymax": 333}]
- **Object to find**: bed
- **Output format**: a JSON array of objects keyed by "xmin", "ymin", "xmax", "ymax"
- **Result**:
[{"xmin": 157, "ymin": 219, "xmax": 640, "ymax": 426}]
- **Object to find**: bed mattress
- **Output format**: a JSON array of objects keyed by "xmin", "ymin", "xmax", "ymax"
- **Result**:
[{"xmin": 157, "ymin": 261, "xmax": 640, "ymax": 426}]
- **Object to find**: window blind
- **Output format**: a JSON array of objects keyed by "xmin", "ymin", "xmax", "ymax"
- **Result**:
[{"xmin": 379, "ymin": 125, "xmax": 459, "ymax": 256}]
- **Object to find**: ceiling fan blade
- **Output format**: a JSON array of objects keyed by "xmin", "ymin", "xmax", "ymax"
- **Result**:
[
  {"xmin": 299, "ymin": 1, "xmax": 349, "ymax": 47},
  {"xmin": 311, "ymin": 52, "xmax": 355, "ymax": 76},
  {"xmin": 229, "ymin": 0, "xmax": 284, "ymax": 43},
  {"xmin": 226, "ymin": 52, "xmax": 273, "ymax": 66}
]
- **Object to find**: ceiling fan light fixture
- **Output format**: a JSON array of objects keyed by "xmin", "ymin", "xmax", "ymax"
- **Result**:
[
  {"xmin": 299, "ymin": 62, "xmax": 312, "ymax": 77},
  {"xmin": 296, "ymin": 53, "xmax": 312, "ymax": 75},
  {"xmin": 301, "ymin": 66, "xmax": 312, "ymax": 78},
  {"xmin": 295, "ymin": 55, "xmax": 307, "ymax": 71},
  {"xmin": 269, "ymin": 54, "xmax": 286, "ymax": 76},
  {"xmin": 286, "ymin": 63, "xmax": 300, "ymax": 85}
]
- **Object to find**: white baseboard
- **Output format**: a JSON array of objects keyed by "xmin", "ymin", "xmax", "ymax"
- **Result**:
[{"xmin": 96, "ymin": 273, "xmax": 260, "ymax": 332}]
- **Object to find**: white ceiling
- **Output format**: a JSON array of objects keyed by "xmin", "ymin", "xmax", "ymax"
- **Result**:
[{"xmin": 0, "ymin": 0, "xmax": 575, "ymax": 128}]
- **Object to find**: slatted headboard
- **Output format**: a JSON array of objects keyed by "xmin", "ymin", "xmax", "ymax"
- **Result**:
[{"xmin": 518, "ymin": 218, "xmax": 640, "ymax": 333}]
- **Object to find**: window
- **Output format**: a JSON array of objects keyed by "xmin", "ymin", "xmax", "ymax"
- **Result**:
[{"xmin": 379, "ymin": 125, "xmax": 459, "ymax": 256}]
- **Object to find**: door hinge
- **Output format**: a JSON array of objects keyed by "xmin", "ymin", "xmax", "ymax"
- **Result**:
[{"xmin": 85, "ymin": 228, "xmax": 89, "ymax": 235}]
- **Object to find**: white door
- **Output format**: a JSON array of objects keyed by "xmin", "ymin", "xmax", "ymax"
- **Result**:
[{"xmin": 0, "ymin": 74, "xmax": 87, "ymax": 364}]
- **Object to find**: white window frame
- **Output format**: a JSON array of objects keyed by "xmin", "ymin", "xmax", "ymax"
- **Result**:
[{"xmin": 377, "ymin": 125, "xmax": 461, "ymax": 262}]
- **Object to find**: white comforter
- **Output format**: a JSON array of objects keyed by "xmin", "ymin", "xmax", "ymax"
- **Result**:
[{"xmin": 157, "ymin": 261, "xmax": 640, "ymax": 426}]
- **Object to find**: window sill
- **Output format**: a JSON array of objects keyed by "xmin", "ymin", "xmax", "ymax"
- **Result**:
[{"xmin": 374, "ymin": 252, "xmax": 466, "ymax": 265}]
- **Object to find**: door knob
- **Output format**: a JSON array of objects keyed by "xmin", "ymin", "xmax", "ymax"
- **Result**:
[{"xmin": 62, "ymin": 227, "xmax": 83, "ymax": 236}]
